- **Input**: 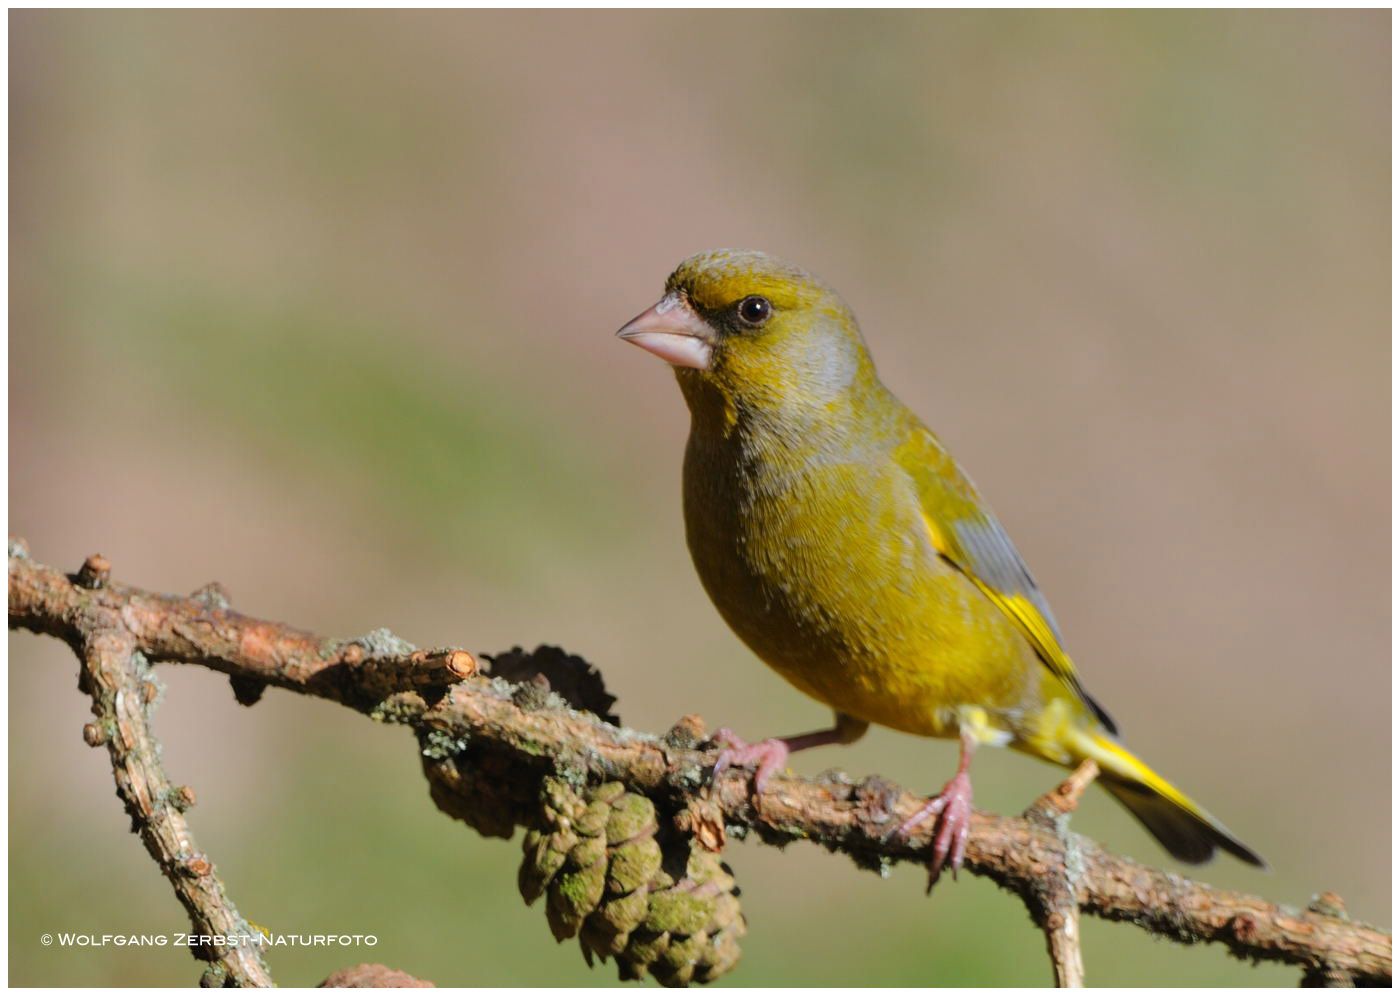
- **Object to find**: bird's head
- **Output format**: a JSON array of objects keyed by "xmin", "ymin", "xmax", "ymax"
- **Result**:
[{"xmin": 617, "ymin": 249, "xmax": 879, "ymax": 427}]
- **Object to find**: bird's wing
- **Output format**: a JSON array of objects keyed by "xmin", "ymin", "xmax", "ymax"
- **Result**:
[{"xmin": 893, "ymin": 422, "xmax": 1116, "ymax": 733}]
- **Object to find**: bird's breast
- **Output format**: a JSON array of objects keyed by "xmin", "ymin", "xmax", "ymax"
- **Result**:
[{"xmin": 681, "ymin": 427, "xmax": 1039, "ymax": 736}]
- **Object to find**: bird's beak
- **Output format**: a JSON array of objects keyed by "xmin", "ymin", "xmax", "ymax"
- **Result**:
[{"xmin": 616, "ymin": 292, "xmax": 714, "ymax": 370}]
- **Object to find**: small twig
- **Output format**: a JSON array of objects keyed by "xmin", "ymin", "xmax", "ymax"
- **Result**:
[
  {"xmin": 74, "ymin": 552, "xmax": 111, "ymax": 590},
  {"xmin": 1041, "ymin": 906, "xmax": 1084, "ymax": 988},
  {"xmin": 340, "ymin": 644, "xmax": 479, "ymax": 696},
  {"xmin": 72, "ymin": 586, "xmax": 273, "ymax": 985},
  {"xmin": 1301, "ymin": 893, "xmax": 1359, "ymax": 987},
  {"xmin": 1023, "ymin": 760, "xmax": 1098, "ymax": 987},
  {"xmin": 1027, "ymin": 759, "xmax": 1100, "ymax": 822}
]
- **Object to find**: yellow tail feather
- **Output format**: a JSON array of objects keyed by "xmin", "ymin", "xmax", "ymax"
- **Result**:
[{"xmin": 1070, "ymin": 730, "xmax": 1266, "ymax": 867}]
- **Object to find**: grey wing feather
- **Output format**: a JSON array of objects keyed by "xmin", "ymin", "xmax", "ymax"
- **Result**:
[{"xmin": 950, "ymin": 516, "xmax": 1063, "ymax": 641}]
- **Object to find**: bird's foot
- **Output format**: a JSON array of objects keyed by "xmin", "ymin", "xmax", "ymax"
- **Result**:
[
  {"xmin": 889, "ymin": 769, "xmax": 974, "ymax": 892},
  {"xmin": 710, "ymin": 728, "xmax": 789, "ymax": 797}
]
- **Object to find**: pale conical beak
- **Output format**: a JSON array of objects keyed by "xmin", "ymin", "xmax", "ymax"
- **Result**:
[{"xmin": 616, "ymin": 292, "xmax": 714, "ymax": 370}]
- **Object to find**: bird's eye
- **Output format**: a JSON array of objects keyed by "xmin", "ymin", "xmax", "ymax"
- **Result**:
[{"xmin": 736, "ymin": 296, "xmax": 772, "ymax": 326}]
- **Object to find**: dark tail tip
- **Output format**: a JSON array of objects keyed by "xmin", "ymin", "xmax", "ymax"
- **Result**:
[{"xmin": 1103, "ymin": 778, "xmax": 1268, "ymax": 869}]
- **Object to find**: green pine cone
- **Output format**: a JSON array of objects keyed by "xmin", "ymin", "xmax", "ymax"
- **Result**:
[{"xmin": 517, "ymin": 777, "xmax": 746, "ymax": 987}]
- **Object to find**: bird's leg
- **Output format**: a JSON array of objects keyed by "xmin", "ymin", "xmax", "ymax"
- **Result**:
[
  {"xmin": 711, "ymin": 712, "xmax": 868, "ymax": 796},
  {"xmin": 889, "ymin": 729, "xmax": 977, "ymax": 891}
]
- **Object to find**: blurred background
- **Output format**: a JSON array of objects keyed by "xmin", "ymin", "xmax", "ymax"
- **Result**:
[{"xmin": 9, "ymin": 9, "xmax": 1388, "ymax": 987}]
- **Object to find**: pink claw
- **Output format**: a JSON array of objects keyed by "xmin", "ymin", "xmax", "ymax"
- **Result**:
[
  {"xmin": 927, "ymin": 769, "xmax": 973, "ymax": 889},
  {"xmin": 710, "ymin": 728, "xmax": 790, "ymax": 796},
  {"xmin": 888, "ymin": 748, "xmax": 976, "ymax": 891}
]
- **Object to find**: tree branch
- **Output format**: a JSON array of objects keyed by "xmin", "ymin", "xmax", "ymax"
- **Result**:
[
  {"xmin": 8, "ymin": 543, "xmax": 1390, "ymax": 987},
  {"xmin": 1022, "ymin": 760, "xmax": 1099, "ymax": 988},
  {"xmin": 44, "ymin": 549, "xmax": 273, "ymax": 986}
]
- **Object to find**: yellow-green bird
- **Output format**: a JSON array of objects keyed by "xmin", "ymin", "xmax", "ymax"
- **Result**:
[{"xmin": 617, "ymin": 248, "xmax": 1264, "ymax": 881}]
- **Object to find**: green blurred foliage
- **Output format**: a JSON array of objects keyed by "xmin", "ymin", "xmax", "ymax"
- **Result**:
[{"xmin": 10, "ymin": 9, "xmax": 1387, "ymax": 986}]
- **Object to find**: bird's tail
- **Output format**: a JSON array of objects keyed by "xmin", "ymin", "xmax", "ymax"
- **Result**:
[{"xmin": 1068, "ymin": 728, "xmax": 1266, "ymax": 867}]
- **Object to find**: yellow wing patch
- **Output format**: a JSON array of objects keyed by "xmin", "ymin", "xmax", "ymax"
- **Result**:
[
  {"xmin": 924, "ymin": 511, "xmax": 1073, "ymax": 679},
  {"xmin": 922, "ymin": 512, "xmax": 1113, "ymax": 731},
  {"xmin": 985, "ymin": 589, "xmax": 1078, "ymax": 685}
]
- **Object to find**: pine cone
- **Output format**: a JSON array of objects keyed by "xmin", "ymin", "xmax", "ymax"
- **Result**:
[
  {"xmin": 519, "ymin": 778, "xmax": 745, "ymax": 986},
  {"xmin": 421, "ymin": 734, "xmax": 540, "ymax": 840}
]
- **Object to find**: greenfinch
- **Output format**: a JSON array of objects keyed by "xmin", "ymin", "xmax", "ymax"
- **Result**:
[{"xmin": 618, "ymin": 249, "xmax": 1264, "ymax": 881}]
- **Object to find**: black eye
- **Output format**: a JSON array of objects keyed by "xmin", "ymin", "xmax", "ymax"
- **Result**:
[{"xmin": 737, "ymin": 295, "xmax": 772, "ymax": 326}]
